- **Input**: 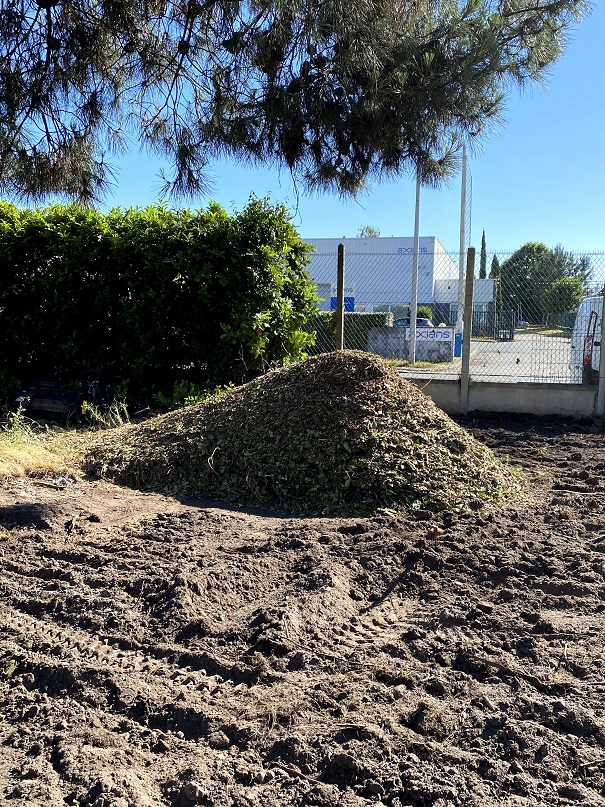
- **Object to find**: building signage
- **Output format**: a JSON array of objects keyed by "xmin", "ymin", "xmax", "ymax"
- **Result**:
[
  {"xmin": 405, "ymin": 327, "xmax": 453, "ymax": 341},
  {"xmin": 330, "ymin": 284, "xmax": 355, "ymax": 312},
  {"xmin": 397, "ymin": 247, "xmax": 428, "ymax": 254}
]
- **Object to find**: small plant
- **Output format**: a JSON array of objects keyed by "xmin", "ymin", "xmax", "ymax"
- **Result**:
[
  {"xmin": 0, "ymin": 406, "xmax": 75, "ymax": 479},
  {"xmin": 85, "ymin": 399, "xmax": 130, "ymax": 430},
  {"xmin": 4, "ymin": 659, "xmax": 17, "ymax": 677},
  {"xmin": 152, "ymin": 380, "xmax": 235, "ymax": 411},
  {"xmin": 0, "ymin": 407, "xmax": 40, "ymax": 443}
]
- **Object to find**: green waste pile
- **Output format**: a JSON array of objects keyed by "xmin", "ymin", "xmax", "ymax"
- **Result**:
[{"xmin": 85, "ymin": 351, "xmax": 519, "ymax": 514}]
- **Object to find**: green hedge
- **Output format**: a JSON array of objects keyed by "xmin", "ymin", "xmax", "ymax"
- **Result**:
[
  {"xmin": 0, "ymin": 199, "xmax": 317, "ymax": 399},
  {"xmin": 305, "ymin": 311, "xmax": 394, "ymax": 354}
]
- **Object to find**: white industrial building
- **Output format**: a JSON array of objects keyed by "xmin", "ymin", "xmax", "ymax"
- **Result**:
[{"xmin": 304, "ymin": 236, "xmax": 496, "ymax": 320}]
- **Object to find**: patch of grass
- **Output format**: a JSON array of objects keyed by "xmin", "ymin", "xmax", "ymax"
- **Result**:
[
  {"xmin": 387, "ymin": 358, "xmax": 459, "ymax": 369},
  {"xmin": 0, "ymin": 409, "xmax": 80, "ymax": 480},
  {"xmin": 517, "ymin": 326, "xmax": 571, "ymax": 337}
]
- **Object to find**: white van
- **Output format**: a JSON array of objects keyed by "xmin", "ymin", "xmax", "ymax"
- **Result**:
[{"xmin": 570, "ymin": 296, "xmax": 602, "ymax": 384}]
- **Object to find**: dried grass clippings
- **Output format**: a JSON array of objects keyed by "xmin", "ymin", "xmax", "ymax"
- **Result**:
[{"xmin": 85, "ymin": 351, "xmax": 520, "ymax": 515}]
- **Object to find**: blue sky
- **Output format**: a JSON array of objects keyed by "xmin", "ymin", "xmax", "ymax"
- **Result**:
[{"xmin": 104, "ymin": 4, "xmax": 604, "ymax": 256}]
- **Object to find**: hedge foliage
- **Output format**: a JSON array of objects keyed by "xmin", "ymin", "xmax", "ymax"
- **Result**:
[
  {"xmin": 305, "ymin": 312, "xmax": 395, "ymax": 353},
  {"xmin": 0, "ymin": 199, "xmax": 318, "ymax": 399}
]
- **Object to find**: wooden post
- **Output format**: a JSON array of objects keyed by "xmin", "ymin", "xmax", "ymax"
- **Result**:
[
  {"xmin": 460, "ymin": 247, "xmax": 475, "ymax": 415},
  {"xmin": 336, "ymin": 243, "xmax": 345, "ymax": 350}
]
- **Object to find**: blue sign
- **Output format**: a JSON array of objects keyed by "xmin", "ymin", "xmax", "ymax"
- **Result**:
[{"xmin": 330, "ymin": 297, "xmax": 355, "ymax": 312}]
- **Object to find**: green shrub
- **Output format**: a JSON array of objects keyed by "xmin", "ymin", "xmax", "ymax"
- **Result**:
[
  {"xmin": 304, "ymin": 313, "xmax": 336, "ymax": 354},
  {"xmin": 0, "ymin": 198, "xmax": 317, "ymax": 399},
  {"xmin": 344, "ymin": 312, "xmax": 395, "ymax": 349},
  {"xmin": 373, "ymin": 304, "xmax": 434, "ymax": 322},
  {"xmin": 304, "ymin": 311, "xmax": 394, "ymax": 354},
  {"xmin": 151, "ymin": 380, "xmax": 235, "ymax": 410}
]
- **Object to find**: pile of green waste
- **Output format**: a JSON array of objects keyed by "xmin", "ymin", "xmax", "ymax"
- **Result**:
[{"xmin": 85, "ymin": 351, "xmax": 519, "ymax": 514}]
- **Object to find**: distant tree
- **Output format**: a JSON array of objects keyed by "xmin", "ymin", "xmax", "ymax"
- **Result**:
[
  {"xmin": 500, "ymin": 243, "xmax": 592, "ymax": 322},
  {"xmin": 499, "ymin": 243, "xmax": 550, "ymax": 321},
  {"xmin": 542, "ymin": 276, "xmax": 584, "ymax": 317},
  {"xmin": 358, "ymin": 226, "xmax": 380, "ymax": 238},
  {"xmin": 538, "ymin": 245, "xmax": 592, "ymax": 289},
  {"xmin": 489, "ymin": 255, "xmax": 501, "ymax": 279},
  {"xmin": 489, "ymin": 255, "xmax": 502, "ymax": 311},
  {"xmin": 0, "ymin": 0, "xmax": 589, "ymax": 202},
  {"xmin": 479, "ymin": 230, "xmax": 487, "ymax": 279}
]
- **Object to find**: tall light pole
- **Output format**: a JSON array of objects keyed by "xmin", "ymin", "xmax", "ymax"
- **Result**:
[
  {"xmin": 456, "ymin": 145, "xmax": 468, "ymax": 357},
  {"xmin": 409, "ymin": 169, "xmax": 421, "ymax": 364}
]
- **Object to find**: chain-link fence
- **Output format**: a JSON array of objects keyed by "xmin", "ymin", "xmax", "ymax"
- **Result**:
[{"xmin": 304, "ymin": 244, "xmax": 605, "ymax": 385}]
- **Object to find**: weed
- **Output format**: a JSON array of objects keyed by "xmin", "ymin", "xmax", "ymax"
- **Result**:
[
  {"xmin": 0, "ymin": 407, "xmax": 42, "ymax": 444},
  {"xmin": 0, "ymin": 406, "xmax": 76, "ymax": 479},
  {"xmin": 4, "ymin": 659, "xmax": 17, "ymax": 678},
  {"xmin": 85, "ymin": 399, "xmax": 130, "ymax": 430}
]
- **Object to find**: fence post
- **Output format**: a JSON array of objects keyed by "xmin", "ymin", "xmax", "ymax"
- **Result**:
[
  {"xmin": 596, "ymin": 287, "xmax": 605, "ymax": 417},
  {"xmin": 460, "ymin": 247, "xmax": 476, "ymax": 415},
  {"xmin": 335, "ymin": 243, "xmax": 345, "ymax": 351}
]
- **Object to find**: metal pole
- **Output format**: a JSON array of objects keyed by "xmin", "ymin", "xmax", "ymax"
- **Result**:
[
  {"xmin": 460, "ymin": 247, "xmax": 475, "ymax": 415},
  {"xmin": 456, "ymin": 146, "xmax": 467, "ymax": 349},
  {"xmin": 409, "ymin": 171, "xmax": 421, "ymax": 364},
  {"xmin": 335, "ymin": 243, "xmax": 345, "ymax": 350},
  {"xmin": 596, "ymin": 287, "xmax": 605, "ymax": 416}
]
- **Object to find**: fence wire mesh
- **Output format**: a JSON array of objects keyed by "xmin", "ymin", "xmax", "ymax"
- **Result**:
[{"xmin": 304, "ymin": 246, "xmax": 605, "ymax": 385}]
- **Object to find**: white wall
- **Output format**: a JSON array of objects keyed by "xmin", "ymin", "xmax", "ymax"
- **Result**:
[
  {"xmin": 433, "ymin": 278, "xmax": 497, "ymax": 305},
  {"xmin": 306, "ymin": 236, "xmax": 436, "ymax": 255},
  {"xmin": 432, "ymin": 240, "xmax": 458, "ymax": 281},
  {"xmin": 304, "ymin": 236, "xmax": 459, "ymax": 309}
]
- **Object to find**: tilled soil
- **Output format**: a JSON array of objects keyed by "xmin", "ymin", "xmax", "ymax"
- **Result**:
[{"xmin": 2, "ymin": 416, "xmax": 605, "ymax": 807}]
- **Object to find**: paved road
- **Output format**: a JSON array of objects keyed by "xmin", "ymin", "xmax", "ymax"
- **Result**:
[{"xmin": 400, "ymin": 331, "xmax": 576, "ymax": 384}]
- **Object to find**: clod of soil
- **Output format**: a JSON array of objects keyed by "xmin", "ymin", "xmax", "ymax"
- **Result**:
[{"xmin": 85, "ymin": 351, "xmax": 519, "ymax": 514}]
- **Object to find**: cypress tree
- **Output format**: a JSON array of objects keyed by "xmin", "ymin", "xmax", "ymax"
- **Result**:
[{"xmin": 480, "ymin": 230, "xmax": 487, "ymax": 279}]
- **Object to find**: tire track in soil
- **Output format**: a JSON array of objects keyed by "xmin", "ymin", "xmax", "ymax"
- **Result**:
[
  {"xmin": 1, "ymin": 603, "xmax": 268, "ymax": 741},
  {"xmin": 4, "ymin": 420, "xmax": 605, "ymax": 805}
]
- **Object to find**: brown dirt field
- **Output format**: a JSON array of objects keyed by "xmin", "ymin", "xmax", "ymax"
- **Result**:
[{"xmin": 2, "ymin": 415, "xmax": 605, "ymax": 807}]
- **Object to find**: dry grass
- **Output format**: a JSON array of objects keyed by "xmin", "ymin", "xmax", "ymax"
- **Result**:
[
  {"xmin": 0, "ymin": 442, "xmax": 68, "ymax": 478},
  {"xmin": 0, "ymin": 413, "xmax": 82, "ymax": 480}
]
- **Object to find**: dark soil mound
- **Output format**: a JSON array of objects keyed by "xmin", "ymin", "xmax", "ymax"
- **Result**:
[{"xmin": 86, "ymin": 351, "xmax": 519, "ymax": 513}]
